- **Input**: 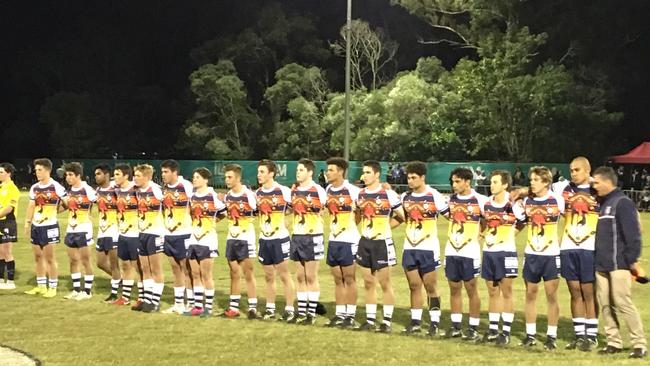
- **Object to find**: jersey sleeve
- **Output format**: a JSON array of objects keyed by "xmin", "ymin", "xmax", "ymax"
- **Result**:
[
  {"xmin": 85, "ymin": 184, "xmax": 97, "ymax": 202},
  {"xmin": 54, "ymin": 181, "xmax": 67, "ymax": 198},
  {"xmin": 246, "ymin": 189, "xmax": 257, "ymax": 210},
  {"xmin": 432, "ymin": 189, "xmax": 449, "ymax": 213},
  {"xmin": 212, "ymin": 190, "xmax": 227, "ymax": 214},
  {"xmin": 551, "ymin": 180, "xmax": 569, "ymax": 193},
  {"xmin": 476, "ymin": 193, "xmax": 489, "ymax": 214},
  {"xmin": 387, "ymin": 189, "xmax": 401, "ymax": 209},
  {"xmin": 280, "ymin": 185, "xmax": 292, "ymax": 204},
  {"xmin": 554, "ymin": 192, "xmax": 566, "ymax": 214},
  {"xmin": 183, "ymin": 180, "xmax": 194, "ymax": 199},
  {"xmin": 316, "ymin": 185, "xmax": 327, "ymax": 205},
  {"xmin": 151, "ymin": 184, "xmax": 164, "ymax": 200},
  {"xmin": 348, "ymin": 184, "xmax": 361, "ymax": 202},
  {"xmin": 512, "ymin": 200, "xmax": 527, "ymax": 222},
  {"xmin": 28, "ymin": 184, "xmax": 36, "ymax": 200}
]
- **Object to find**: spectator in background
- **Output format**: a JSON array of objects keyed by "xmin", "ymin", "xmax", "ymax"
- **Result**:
[
  {"xmin": 640, "ymin": 190, "xmax": 650, "ymax": 212},
  {"xmin": 318, "ymin": 169, "xmax": 327, "ymax": 188},
  {"xmin": 513, "ymin": 167, "xmax": 525, "ymax": 187},
  {"xmin": 391, "ymin": 165, "xmax": 400, "ymax": 184},
  {"xmin": 616, "ymin": 166, "xmax": 625, "ymax": 189}
]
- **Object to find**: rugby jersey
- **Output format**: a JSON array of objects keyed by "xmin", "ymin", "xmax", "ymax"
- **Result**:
[
  {"xmin": 96, "ymin": 183, "xmax": 118, "ymax": 238},
  {"xmin": 522, "ymin": 192, "xmax": 565, "ymax": 256},
  {"xmin": 137, "ymin": 183, "xmax": 164, "ymax": 235},
  {"xmin": 0, "ymin": 180, "xmax": 19, "ymax": 221},
  {"xmin": 356, "ymin": 186, "xmax": 401, "ymax": 240},
  {"xmin": 481, "ymin": 193, "xmax": 525, "ymax": 253},
  {"xmin": 444, "ymin": 189, "xmax": 488, "ymax": 259},
  {"xmin": 552, "ymin": 180, "xmax": 599, "ymax": 251},
  {"xmin": 66, "ymin": 182, "xmax": 96, "ymax": 234},
  {"xmin": 326, "ymin": 180, "xmax": 360, "ymax": 244},
  {"xmin": 224, "ymin": 187, "xmax": 257, "ymax": 241},
  {"xmin": 256, "ymin": 183, "xmax": 292, "ymax": 240},
  {"xmin": 162, "ymin": 177, "xmax": 193, "ymax": 236},
  {"xmin": 190, "ymin": 188, "xmax": 226, "ymax": 247},
  {"xmin": 401, "ymin": 185, "xmax": 448, "ymax": 251},
  {"xmin": 29, "ymin": 179, "xmax": 67, "ymax": 227},
  {"xmin": 291, "ymin": 182, "xmax": 327, "ymax": 236}
]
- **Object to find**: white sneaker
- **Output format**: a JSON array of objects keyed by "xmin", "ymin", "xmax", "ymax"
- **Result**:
[
  {"xmin": 162, "ymin": 303, "xmax": 186, "ymax": 315},
  {"xmin": 0, "ymin": 282, "xmax": 6, "ymax": 290},
  {"xmin": 64, "ymin": 291, "xmax": 82, "ymax": 300},
  {"xmin": 1, "ymin": 281, "xmax": 16, "ymax": 290},
  {"xmin": 75, "ymin": 292, "xmax": 92, "ymax": 301}
]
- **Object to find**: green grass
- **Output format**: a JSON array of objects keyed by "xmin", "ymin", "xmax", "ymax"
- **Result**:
[{"xmin": 1, "ymin": 192, "xmax": 649, "ymax": 365}]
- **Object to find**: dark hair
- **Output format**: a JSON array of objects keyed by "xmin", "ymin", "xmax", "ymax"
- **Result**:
[
  {"xmin": 0, "ymin": 163, "xmax": 16, "ymax": 176},
  {"xmin": 258, "ymin": 159, "xmax": 277, "ymax": 177},
  {"xmin": 64, "ymin": 162, "xmax": 83, "ymax": 177},
  {"xmin": 405, "ymin": 161, "xmax": 426, "ymax": 177},
  {"xmin": 161, "ymin": 159, "xmax": 180, "ymax": 173},
  {"xmin": 297, "ymin": 158, "xmax": 315, "ymax": 172},
  {"xmin": 193, "ymin": 167, "xmax": 212, "ymax": 180},
  {"xmin": 224, "ymin": 164, "xmax": 242, "ymax": 176},
  {"xmin": 326, "ymin": 157, "xmax": 348, "ymax": 174},
  {"xmin": 33, "ymin": 158, "xmax": 53, "ymax": 171},
  {"xmin": 450, "ymin": 167, "xmax": 472, "ymax": 182},
  {"xmin": 362, "ymin": 160, "xmax": 381, "ymax": 174},
  {"xmin": 490, "ymin": 170, "xmax": 512, "ymax": 188},
  {"xmin": 93, "ymin": 164, "xmax": 111, "ymax": 176},
  {"xmin": 114, "ymin": 163, "xmax": 132, "ymax": 179},
  {"xmin": 593, "ymin": 166, "xmax": 618, "ymax": 186}
]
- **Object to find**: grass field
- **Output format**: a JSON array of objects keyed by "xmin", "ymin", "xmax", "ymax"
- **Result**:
[{"xmin": 1, "ymin": 192, "xmax": 649, "ymax": 365}]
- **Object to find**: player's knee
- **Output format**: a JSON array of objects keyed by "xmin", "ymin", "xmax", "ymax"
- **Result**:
[
  {"xmin": 343, "ymin": 273, "xmax": 356, "ymax": 286},
  {"xmin": 264, "ymin": 272, "xmax": 275, "ymax": 283}
]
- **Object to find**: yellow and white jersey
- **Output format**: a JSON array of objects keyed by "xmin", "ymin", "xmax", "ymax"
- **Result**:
[
  {"xmin": 96, "ymin": 183, "xmax": 118, "ymax": 238},
  {"xmin": 66, "ymin": 182, "xmax": 97, "ymax": 234},
  {"xmin": 401, "ymin": 185, "xmax": 447, "ymax": 251},
  {"xmin": 190, "ymin": 188, "xmax": 226, "ymax": 249},
  {"xmin": 137, "ymin": 183, "xmax": 165, "ymax": 236},
  {"xmin": 444, "ymin": 189, "xmax": 488, "ymax": 259},
  {"xmin": 325, "ymin": 180, "xmax": 360, "ymax": 244},
  {"xmin": 256, "ymin": 183, "xmax": 292, "ymax": 240},
  {"xmin": 481, "ymin": 193, "xmax": 525, "ymax": 253},
  {"xmin": 356, "ymin": 186, "xmax": 401, "ymax": 240},
  {"xmin": 115, "ymin": 182, "xmax": 139, "ymax": 238},
  {"xmin": 552, "ymin": 180, "xmax": 599, "ymax": 252},
  {"xmin": 162, "ymin": 177, "xmax": 193, "ymax": 236},
  {"xmin": 29, "ymin": 179, "xmax": 67, "ymax": 227},
  {"xmin": 522, "ymin": 192, "xmax": 565, "ymax": 256},
  {"xmin": 224, "ymin": 187, "xmax": 257, "ymax": 243},
  {"xmin": 291, "ymin": 182, "xmax": 327, "ymax": 236}
]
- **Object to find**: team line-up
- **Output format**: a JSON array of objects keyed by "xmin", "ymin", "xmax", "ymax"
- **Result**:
[{"xmin": 0, "ymin": 157, "xmax": 645, "ymax": 356}]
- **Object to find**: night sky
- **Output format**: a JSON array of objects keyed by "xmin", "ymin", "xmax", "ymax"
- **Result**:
[{"xmin": 1, "ymin": 0, "xmax": 648, "ymax": 161}]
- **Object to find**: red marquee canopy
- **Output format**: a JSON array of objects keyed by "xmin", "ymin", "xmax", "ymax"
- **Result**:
[{"xmin": 609, "ymin": 142, "xmax": 650, "ymax": 164}]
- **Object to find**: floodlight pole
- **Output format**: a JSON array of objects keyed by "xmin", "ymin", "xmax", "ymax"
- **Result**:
[{"xmin": 343, "ymin": 0, "xmax": 352, "ymax": 165}]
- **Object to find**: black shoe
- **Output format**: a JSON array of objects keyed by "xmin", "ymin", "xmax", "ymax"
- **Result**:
[
  {"xmin": 300, "ymin": 314, "xmax": 316, "ymax": 325},
  {"xmin": 426, "ymin": 322, "xmax": 440, "ymax": 337},
  {"xmin": 580, "ymin": 337, "xmax": 597, "ymax": 352},
  {"xmin": 402, "ymin": 321, "xmax": 422, "ymax": 334},
  {"xmin": 496, "ymin": 333, "xmax": 510, "ymax": 346},
  {"xmin": 131, "ymin": 300, "xmax": 145, "ymax": 312},
  {"xmin": 544, "ymin": 336, "xmax": 557, "ymax": 350},
  {"xmin": 326, "ymin": 316, "xmax": 345, "ymax": 327},
  {"xmin": 315, "ymin": 302, "xmax": 327, "ymax": 315},
  {"xmin": 483, "ymin": 329, "xmax": 499, "ymax": 343},
  {"xmin": 520, "ymin": 335, "xmax": 537, "ymax": 347},
  {"xmin": 566, "ymin": 337, "xmax": 586, "ymax": 350},
  {"xmin": 445, "ymin": 327, "xmax": 463, "ymax": 338},
  {"xmin": 281, "ymin": 311, "xmax": 296, "ymax": 323},
  {"xmin": 141, "ymin": 302, "xmax": 157, "ymax": 313},
  {"xmin": 247, "ymin": 308, "xmax": 259, "ymax": 320},
  {"xmin": 262, "ymin": 310, "xmax": 276, "ymax": 320},
  {"xmin": 598, "ymin": 345, "xmax": 623, "ymax": 354},
  {"xmin": 104, "ymin": 293, "xmax": 118, "ymax": 303},
  {"xmin": 340, "ymin": 317, "xmax": 358, "ymax": 329},
  {"xmin": 354, "ymin": 322, "xmax": 377, "ymax": 332},
  {"xmin": 376, "ymin": 323, "xmax": 392, "ymax": 333},
  {"xmin": 292, "ymin": 314, "xmax": 307, "ymax": 324},
  {"xmin": 463, "ymin": 328, "xmax": 480, "ymax": 342},
  {"xmin": 629, "ymin": 348, "xmax": 647, "ymax": 359}
]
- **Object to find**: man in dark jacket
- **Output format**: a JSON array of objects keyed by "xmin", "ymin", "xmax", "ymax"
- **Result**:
[{"xmin": 592, "ymin": 166, "xmax": 647, "ymax": 359}]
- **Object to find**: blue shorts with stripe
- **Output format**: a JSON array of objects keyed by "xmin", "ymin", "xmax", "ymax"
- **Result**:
[
  {"xmin": 327, "ymin": 241, "xmax": 357, "ymax": 267},
  {"xmin": 481, "ymin": 251, "xmax": 518, "ymax": 281},
  {"xmin": 560, "ymin": 249, "xmax": 595, "ymax": 283},
  {"xmin": 258, "ymin": 237, "xmax": 290, "ymax": 265},
  {"xmin": 523, "ymin": 254, "xmax": 560, "ymax": 283},
  {"xmin": 444, "ymin": 256, "xmax": 480, "ymax": 282},
  {"xmin": 402, "ymin": 249, "xmax": 440, "ymax": 274}
]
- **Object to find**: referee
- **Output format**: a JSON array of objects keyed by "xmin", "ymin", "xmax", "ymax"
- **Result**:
[{"xmin": 0, "ymin": 163, "xmax": 20, "ymax": 289}]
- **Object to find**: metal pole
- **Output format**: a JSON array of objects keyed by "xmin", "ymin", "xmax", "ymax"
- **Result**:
[{"xmin": 343, "ymin": 0, "xmax": 352, "ymax": 164}]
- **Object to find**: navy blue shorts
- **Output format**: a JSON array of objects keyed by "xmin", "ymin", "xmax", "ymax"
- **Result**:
[
  {"xmin": 560, "ymin": 249, "xmax": 595, "ymax": 283},
  {"xmin": 290, "ymin": 235, "xmax": 324, "ymax": 262},
  {"xmin": 356, "ymin": 237, "xmax": 397, "ymax": 271},
  {"xmin": 96, "ymin": 237, "xmax": 118, "ymax": 252},
  {"xmin": 402, "ymin": 249, "xmax": 440, "ymax": 274},
  {"xmin": 164, "ymin": 234, "xmax": 190, "ymax": 260},
  {"xmin": 523, "ymin": 254, "xmax": 561, "ymax": 283},
  {"xmin": 327, "ymin": 241, "xmax": 356, "ymax": 267},
  {"xmin": 444, "ymin": 256, "xmax": 480, "ymax": 282},
  {"xmin": 258, "ymin": 237, "xmax": 290, "ymax": 265},
  {"xmin": 138, "ymin": 233, "xmax": 164, "ymax": 256},
  {"xmin": 226, "ymin": 239, "xmax": 255, "ymax": 262},
  {"xmin": 0, "ymin": 220, "xmax": 17, "ymax": 243},
  {"xmin": 481, "ymin": 251, "xmax": 518, "ymax": 281},
  {"xmin": 64, "ymin": 232, "xmax": 91, "ymax": 248},
  {"xmin": 117, "ymin": 235, "xmax": 140, "ymax": 261},
  {"xmin": 30, "ymin": 224, "xmax": 60, "ymax": 246},
  {"xmin": 187, "ymin": 245, "xmax": 218, "ymax": 261}
]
